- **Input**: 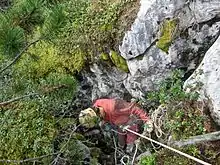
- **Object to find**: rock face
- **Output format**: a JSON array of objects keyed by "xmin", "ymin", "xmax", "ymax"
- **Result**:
[
  {"xmin": 119, "ymin": 0, "xmax": 220, "ymax": 98},
  {"xmin": 184, "ymin": 35, "xmax": 220, "ymax": 125},
  {"xmin": 78, "ymin": 0, "xmax": 220, "ymax": 102},
  {"xmin": 0, "ymin": 0, "xmax": 10, "ymax": 10},
  {"xmin": 84, "ymin": 63, "xmax": 132, "ymax": 101}
]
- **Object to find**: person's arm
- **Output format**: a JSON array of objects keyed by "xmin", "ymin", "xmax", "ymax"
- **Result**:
[
  {"xmin": 131, "ymin": 107, "xmax": 153, "ymax": 134},
  {"xmin": 93, "ymin": 99, "xmax": 101, "ymax": 108},
  {"xmin": 131, "ymin": 107, "xmax": 149, "ymax": 122}
]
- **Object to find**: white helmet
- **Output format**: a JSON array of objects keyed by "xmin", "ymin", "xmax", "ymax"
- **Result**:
[{"xmin": 79, "ymin": 108, "xmax": 98, "ymax": 128}]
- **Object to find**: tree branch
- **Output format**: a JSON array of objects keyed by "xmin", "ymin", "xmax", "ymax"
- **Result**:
[
  {"xmin": 170, "ymin": 131, "xmax": 220, "ymax": 147},
  {"xmin": 0, "ymin": 39, "xmax": 41, "ymax": 74},
  {"xmin": 0, "ymin": 84, "xmax": 69, "ymax": 107},
  {"xmin": 0, "ymin": 152, "xmax": 60, "ymax": 163},
  {"xmin": 0, "ymin": 93, "xmax": 39, "ymax": 107}
]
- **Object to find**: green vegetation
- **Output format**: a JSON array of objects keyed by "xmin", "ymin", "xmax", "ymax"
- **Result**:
[
  {"xmin": 110, "ymin": 50, "xmax": 129, "ymax": 72},
  {"xmin": 100, "ymin": 50, "xmax": 129, "ymax": 72},
  {"xmin": 164, "ymin": 101, "xmax": 206, "ymax": 140},
  {"xmin": 142, "ymin": 70, "xmax": 219, "ymax": 165},
  {"xmin": 147, "ymin": 70, "xmax": 205, "ymax": 140},
  {"xmin": 139, "ymin": 154, "xmax": 156, "ymax": 165},
  {"xmin": 1, "ymin": 0, "xmax": 218, "ymax": 164},
  {"xmin": 0, "ymin": 0, "xmax": 137, "ymax": 163},
  {"xmin": 156, "ymin": 143, "xmax": 220, "ymax": 165},
  {"xmin": 147, "ymin": 70, "xmax": 198, "ymax": 104},
  {"xmin": 0, "ymin": 101, "xmax": 56, "ymax": 160},
  {"xmin": 156, "ymin": 19, "xmax": 177, "ymax": 53}
]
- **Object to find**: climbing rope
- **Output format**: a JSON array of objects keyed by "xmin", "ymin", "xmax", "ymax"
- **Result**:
[
  {"xmin": 124, "ymin": 128, "xmax": 211, "ymax": 165},
  {"xmin": 150, "ymin": 104, "xmax": 167, "ymax": 138}
]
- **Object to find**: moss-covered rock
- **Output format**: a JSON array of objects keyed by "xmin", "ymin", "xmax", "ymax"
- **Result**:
[
  {"xmin": 15, "ymin": 41, "xmax": 86, "ymax": 80},
  {"xmin": 156, "ymin": 19, "xmax": 177, "ymax": 53},
  {"xmin": 100, "ymin": 52, "xmax": 111, "ymax": 61},
  {"xmin": 109, "ymin": 50, "xmax": 129, "ymax": 72}
]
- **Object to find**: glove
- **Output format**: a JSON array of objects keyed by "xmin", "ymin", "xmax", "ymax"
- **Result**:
[
  {"xmin": 143, "ymin": 120, "xmax": 154, "ymax": 134},
  {"xmin": 100, "ymin": 122, "xmax": 112, "ymax": 132}
]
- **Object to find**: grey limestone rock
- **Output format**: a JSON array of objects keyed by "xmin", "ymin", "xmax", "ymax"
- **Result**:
[
  {"xmin": 120, "ymin": 0, "xmax": 220, "ymax": 98},
  {"xmin": 184, "ymin": 35, "xmax": 220, "ymax": 125},
  {"xmin": 79, "ymin": 0, "xmax": 220, "ymax": 104}
]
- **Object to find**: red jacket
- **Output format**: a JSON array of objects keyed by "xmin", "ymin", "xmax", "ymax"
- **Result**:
[{"xmin": 93, "ymin": 99, "xmax": 149, "ymax": 126}]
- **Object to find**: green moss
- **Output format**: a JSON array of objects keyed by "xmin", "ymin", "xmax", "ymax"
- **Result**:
[
  {"xmin": 156, "ymin": 19, "xmax": 177, "ymax": 53},
  {"xmin": 15, "ymin": 41, "xmax": 85, "ymax": 80},
  {"xmin": 57, "ymin": 118, "xmax": 76, "ymax": 128},
  {"xmin": 0, "ymin": 101, "xmax": 56, "ymax": 160},
  {"xmin": 61, "ymin": 48, "xmax": 86, "ymax": 73},
  {"xmin": 100, "ymin": 52, "xmax": 110, "ymax": 61},
  {"xmin": 110, "ymin": 50, "xmax": 129, "ymax": 72}
]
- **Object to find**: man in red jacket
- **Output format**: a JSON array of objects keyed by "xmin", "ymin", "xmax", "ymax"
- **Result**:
[{"xmin": 79, "ymin": 98, "xmax": 153, "ymax": 153}]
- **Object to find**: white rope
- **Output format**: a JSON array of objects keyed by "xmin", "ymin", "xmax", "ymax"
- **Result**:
[
  {"xmin": 120, "ymin": 155, "xmax": 129, "ymax": 165},
  {"xmin": 124, "ymin": 128, "xmax": 212, "ymax": 165},
  {"xmin": 151, "ymin": 104, "xmax": 167, "ymax": 138},
  {"xmin": 131, "ymin": 141, "xmax": 139, "ymax": 165}
]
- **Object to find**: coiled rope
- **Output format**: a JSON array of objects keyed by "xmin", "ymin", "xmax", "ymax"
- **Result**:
[{"xmin": 150, "ymin": 104, "xmax": 167, "ymax": 138}]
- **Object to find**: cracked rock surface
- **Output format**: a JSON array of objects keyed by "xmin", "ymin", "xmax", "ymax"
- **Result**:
[
  {"xmin": 184, "ymin": 35, "xmax": 220, "ymax": 125},
  {"xmin": 79, "ymin": 0, "xmax": 220, "ymax": 105}
]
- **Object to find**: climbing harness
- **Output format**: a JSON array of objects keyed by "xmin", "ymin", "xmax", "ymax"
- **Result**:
[{"xmin": 124, "ymin": 127, "xmax": 212, "ymax": 165}]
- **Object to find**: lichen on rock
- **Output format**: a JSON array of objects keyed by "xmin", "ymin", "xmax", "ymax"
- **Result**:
[
  {"xmin": 156, "ymin": 19, "xmax": 178, "ymax": 53},
  {"xmin": 109, "ymin": 50, "xmax": 129, "ymax": 73}
]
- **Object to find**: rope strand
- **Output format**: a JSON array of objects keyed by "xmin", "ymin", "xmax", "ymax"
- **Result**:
[{"xmin": 124, "ymin": 128, "xmax": 211, "ymax": 165}]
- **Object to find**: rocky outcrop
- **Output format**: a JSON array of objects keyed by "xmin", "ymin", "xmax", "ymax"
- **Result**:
[
  {"xmin": 120, "ymin": 0, "xmax": 220, "ymax": 98},
  {"xmin": 0, "ymin": 0, "xmax": 10, "ymax": 10},
  {"xmin": 78, "ymin": 0, "xmax": 220, "ymax": 101},
  {"xmin": 84, "ymin": 63, "xmax": 132, "ymax": 101},
  {"xmin": 184, "ymin": 35, "xmax": 220, "ymax": 125}
]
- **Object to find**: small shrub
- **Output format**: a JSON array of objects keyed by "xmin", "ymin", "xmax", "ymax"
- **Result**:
[
  {"xmin": 139, "ymin": 154, "xmax": 156, "ymax": 165},
  {"xmin": 147, "ymin": 70, "xmax": 198, "ymax": 105},
  {"xmin": 15, "ymin": 41, "xmax": 85, "ymax": 79},
  {"xmin": 164, "ymin": 102, "xmax": 206, "ymax": 140}
]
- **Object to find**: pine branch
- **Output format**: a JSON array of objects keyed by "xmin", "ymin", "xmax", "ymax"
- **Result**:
[
  {"xmin": 0, "ymin": 152, "xmax": 60, "ymax": 163},
  {"xmin": 0, "ymin": 93, "xmax": 39, "ymax": 107},
  {"xmin": 0, "ymin": 84, "xmax": 69, "ymax": 107},
  {"xmin": 0, "ymin": 38, "xmax": 41, "ymax": 74}
]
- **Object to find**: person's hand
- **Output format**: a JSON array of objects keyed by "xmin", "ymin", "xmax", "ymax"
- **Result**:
[
  {"xmin": 135, "ymin": 139, "xmax": 141, "ymax": 145},
  {"xmin": 143, "ymin": 120, "xmax": 154, "ymax": 134},
  {"xmin": 98, "ymin": 120, "xmax": 105, "ymax": 127},
  {"xmin": 100, "ymin": 122, "xmax": 112, "ymax": 132}
]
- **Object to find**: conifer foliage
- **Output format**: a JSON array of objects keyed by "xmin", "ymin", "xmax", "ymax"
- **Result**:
[{"xmin": 0, "ymin": 0, "xmax": 136, "ymax": 164}]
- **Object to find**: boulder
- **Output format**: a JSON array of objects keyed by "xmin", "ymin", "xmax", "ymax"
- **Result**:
[
  {"xmin": 184, "ymin": 35, "xmax": 220, "ymax": 125},
  {"xmin": 79, "ymin": 0, "xmax": 220, "ymax": 101},
  {"xmin": 120, "ymin": 0, "xmax": 220, "ymax": 98}
]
